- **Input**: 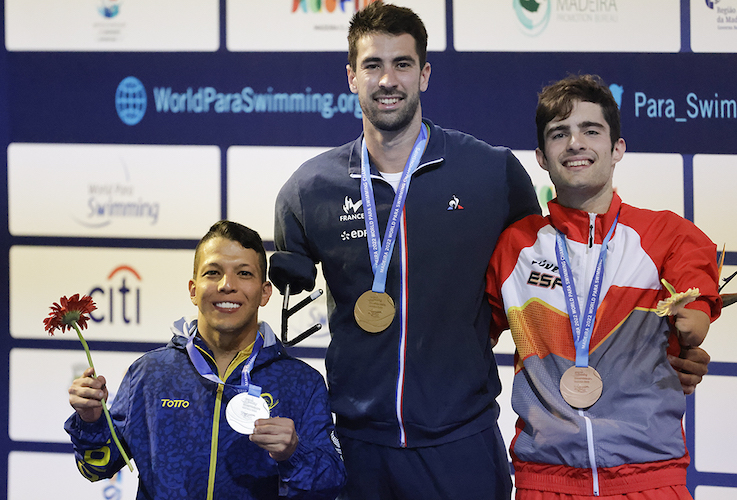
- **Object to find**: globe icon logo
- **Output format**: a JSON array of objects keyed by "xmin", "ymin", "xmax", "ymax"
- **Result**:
[
  {"xmin": 609, "ymin": 84, "xmax": 624, "ymax": 109},
  {"xmin": 513, "ymin": 0, "xmax": 551, "ymax": 36},
  {"xmin": 116, "ymin": 76, "xmax": 147, "ymax": 126}
]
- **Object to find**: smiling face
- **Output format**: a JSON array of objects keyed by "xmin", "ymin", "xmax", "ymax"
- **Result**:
[
  {"xmin": 536, "ymin": 100, "xmax": 626, "ymax": 213},
  {"xmin": 347, "ymin": 32, "xmax": 430, "ymax": 134},
  {"xmin": 189, "ymin": 237, "xmax": 272, "ymax": 345}
]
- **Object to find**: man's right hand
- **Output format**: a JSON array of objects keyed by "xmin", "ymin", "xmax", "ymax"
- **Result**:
[{"xmin": 68, "ymin": 367, "xmax": 108, "ymax": 423}]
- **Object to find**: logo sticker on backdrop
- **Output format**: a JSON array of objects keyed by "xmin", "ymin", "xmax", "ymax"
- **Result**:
[
  {"xmin": 150, "ymin": 84, "xmax": 361, "ymax": 120},
  {"xmin": 703, "ymin": 0, "xmax": 737, "ymax": 28},
  {"xmin": 609, "ymin": 84, "xmax": 624, "ymax": 109},
  {"xmin": 513, "ymin": 0, "xmax": 551, "ymax": 36},
  {"xmin": 96, "ymin": 0, "xmax": 126, "ymax": 43},
  {"xmin": 116, "ymin": 76, "xmax": 147, "ymax": 126},
  {"xmin": 89, "ymin": 265, "xmax": 143, "ymax": 326},
  {"xmin": 98, "ymin": 0, "xmax": 121, "ymax": 18},
  {"xmin": 514, "ymin": 0, "xmax": 622, "ymax": 36},
  {"xmin": 74, "ymin": 162, "xmax": 160, "ymax": 230},
  {"xmin": 292, "ymin": 0, "xmax": 365, "ymax": 14}
]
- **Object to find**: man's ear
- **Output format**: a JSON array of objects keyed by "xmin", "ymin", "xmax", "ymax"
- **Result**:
[
  {"xmin": 536, "ymin": 148, "xmax": 549, "ymax": 171},
  {"xmin": 260, "ymin": 281, "xmax": 273, "ymax": 308},
  {"xmin": 419, "ymin": 62, "xmax": 431, "ymax": 92},
  {"xmin": 189, "ymin": 279, "xmax": 197, "ymax": 305},
  {"xmin": 347, "ymin": 64, "xmax": 358, "ymax": 94},
  {"xmin": 612, "ymin": 138, "xmax": 626, "ymax": 164}
]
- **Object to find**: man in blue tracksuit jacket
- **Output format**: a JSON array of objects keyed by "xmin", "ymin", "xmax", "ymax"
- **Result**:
[{"xmin": 66, "ymin": 221, "xmax": 345, "ymax": 499}]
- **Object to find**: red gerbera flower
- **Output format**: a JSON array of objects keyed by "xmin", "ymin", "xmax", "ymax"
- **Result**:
[
  {"xmin": 43, "ymin": 292, "xmax": 133, "ymax": 471},
  {"xmin": 43, "ymin": 294, "xmax": 97, "ymax": 335}
]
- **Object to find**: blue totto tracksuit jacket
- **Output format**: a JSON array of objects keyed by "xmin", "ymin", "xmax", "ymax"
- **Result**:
[{"xmin": 65, "ymin": 320, "xmax": 345, "ymax": 499}]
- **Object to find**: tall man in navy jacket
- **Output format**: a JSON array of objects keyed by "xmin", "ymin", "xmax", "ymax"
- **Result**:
[
  {"xmin": 270, "ymin": 3, "xmax": 711, "ymax": 499},
  {"xmin": 273, "ymin": 3, "xmax": 537, "ymax": 499}
]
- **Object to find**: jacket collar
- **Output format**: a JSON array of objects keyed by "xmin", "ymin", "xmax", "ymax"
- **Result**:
[
  {"xmin": 547, "ymin": 193, "xmax": 622, "ymax": 245},
  {"xmin": 347, "ymin": 118, "xmax": 445, "ymax": 178},
  {"xmin": 168, "ymin": 318, "xmax": 286, "ymax": 370}
]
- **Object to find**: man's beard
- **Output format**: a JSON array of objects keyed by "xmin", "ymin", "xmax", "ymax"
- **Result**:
[{"xmin": 360, "ymin": 89, "xmax": 420, "ymax": 132}]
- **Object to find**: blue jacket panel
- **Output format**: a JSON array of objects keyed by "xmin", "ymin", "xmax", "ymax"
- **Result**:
[
  {"xmin": 65, "ymin": 320, "xmax": 346, "ymax": 500},
  {"xmin": 274, "ymin": 120, "xmax": 541, "ymax": 448}
]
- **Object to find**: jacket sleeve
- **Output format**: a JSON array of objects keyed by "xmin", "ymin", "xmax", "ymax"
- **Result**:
[
  {"xmin": 276, "ymin": 372, "xmax": 346, "ymax": 499},
  {"xmin": 504, "ymin": 150, "xmax": 542, "ymax": 228},
  {"xmin": 64, "ymin": 371, "xmax": 132, "ymax": 482},
  {"xmin": 486, "ymin": 231, "xmax": 512, "ymax": 343},
  {"xmin": 271, "ymin": 172, "xmax": 318, "ymax": 296},
  {"xmin": 659, "ymin": 213, "xmax": 722, "ymax": 322}
]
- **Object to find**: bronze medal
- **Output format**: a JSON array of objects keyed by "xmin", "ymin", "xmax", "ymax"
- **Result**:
[
  {"xmin": 354, "ymin": 290, "xmax": 396, "ymax": 333},
  {"xmin": 560, "ymin": 366, "xmax": 603, "ymax": 409}
]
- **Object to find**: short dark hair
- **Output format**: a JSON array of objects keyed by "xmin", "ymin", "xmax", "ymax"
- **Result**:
[
  {"xmin": 536, "ymin": 74, "xmax": 621, "ymax": 152},
  {"xmin": 347, "ymin": 0, "xmax": 428, "ymax": 71},
  {"xmin": 193, "ymin": 220, "xmax": 267, "ymax": 282}
]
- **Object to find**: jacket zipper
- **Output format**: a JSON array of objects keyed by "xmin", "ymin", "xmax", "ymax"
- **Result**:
[
  {"xmin": 589, "ymin": 222, "xmax": 594, "ymax": 248},
  {"xmin": 208, "ymin": 386, "xmax": 224, "ymax": 500},
  {"xmin": 197, "ymin": 345, "xmax": 250, "ymax": 500},
  {"xmin": 581, "ymin": 409, "xmax": 600, "ymax": 496},
  {"xmin": 582, "ymin": 213, "xmax": 600, "ymax": 495},
  {"xmin": 350, "ymin": 153, "xmax": 443, "ymax": 448},
  {"xmin": 396, "ymin": 210, "xmax": 409, "ymax": 447},
  {"xmin": 195, "ymin": 346, "xmax": 222, "ymax": 500}
]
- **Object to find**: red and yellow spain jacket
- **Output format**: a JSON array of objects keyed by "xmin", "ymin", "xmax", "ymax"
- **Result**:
[{"xmin": 486, "ymin": 194, "xmax": 721, "ymax": 496}]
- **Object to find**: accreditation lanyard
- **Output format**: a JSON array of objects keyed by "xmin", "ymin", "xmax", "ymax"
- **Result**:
[
  {"xmin": 555, "ymin": 213, "xmax": 619, "ymax": 368},
  {"xmin": 360, "ymin": 124, "xmax": 428, "ymax": 293},
  {"xmin": 185, "ymin": 328, "xmax": 264, "ymax": 397}
]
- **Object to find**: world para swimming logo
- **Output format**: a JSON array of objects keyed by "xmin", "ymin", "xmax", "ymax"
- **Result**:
[
  {"xmin": 513, "ymin": 0, "xmax": 551, "ymax": 36},
  {"xmin": 115, "ymin": 77, "xmax": 147, "ymax": 126}
]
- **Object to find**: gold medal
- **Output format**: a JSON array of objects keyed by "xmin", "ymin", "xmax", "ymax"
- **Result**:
[
  {"xmin": 354, "ymin": 290, "xmax": 396, "ymax": 333},
  {"xmin": 560, "ymin": 366, "xmax": 603, "ymax": 409}
]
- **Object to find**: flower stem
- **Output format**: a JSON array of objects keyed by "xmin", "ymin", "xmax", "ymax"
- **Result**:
[{"xmin": 73, "ymin": 323, "xmax": 134, "ymax": 473}]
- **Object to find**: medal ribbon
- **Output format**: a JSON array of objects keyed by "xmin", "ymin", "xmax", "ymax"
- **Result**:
[
  {"xmin": 185, "ymin": 324, "xmax": 264, "ymax": 396},
  {"xmin": 555, "ymin": 213, "xmax": 619, "ymax": 368},
  {"xmin": 360, "ymin": 124, "xmax": 428, "ymax": 293}
]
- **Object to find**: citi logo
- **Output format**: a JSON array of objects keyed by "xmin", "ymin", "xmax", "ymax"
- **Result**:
[
  {"xmin": 89, "ymin": 265, "xmax": 142, "ymax": 325},
  {"xmin": 447, "ymin": 195, "xmax": 464, "ymax": 211},
  {"xmin": 292, "ymin": 0, "xmax": 378, "ymax": 13}
]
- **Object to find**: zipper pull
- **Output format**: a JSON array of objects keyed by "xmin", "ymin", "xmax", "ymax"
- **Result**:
[{"xmin": 589, "ymin": 224, "xmax": 594, "ymax": 248}]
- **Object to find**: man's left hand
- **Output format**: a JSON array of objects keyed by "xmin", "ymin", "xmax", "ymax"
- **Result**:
[
  {"xmin": 669, "ymin": 346, "xmax": 710, "ymax": 395},
  {"xmin": 250, "ymin": 417, "xmax": 299, "ymax": 461}
]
